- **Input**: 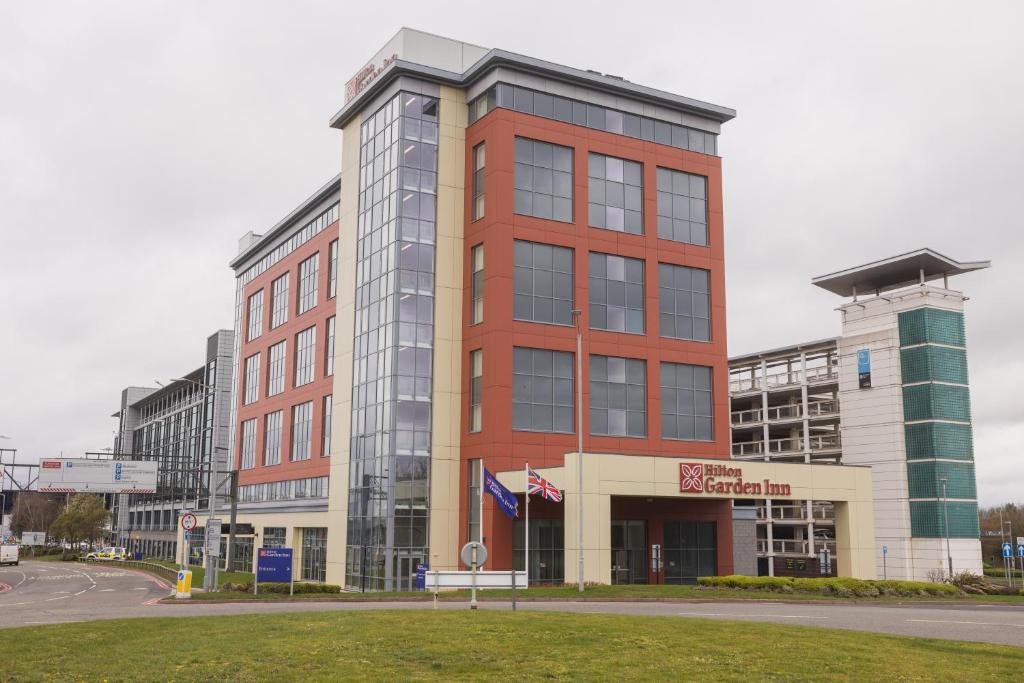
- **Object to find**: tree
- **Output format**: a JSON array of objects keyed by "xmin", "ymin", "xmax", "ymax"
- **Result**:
[
  {"xmin": 978, "ymin": 503, "xmax": 1024, "ymax": 565},
  {"xmin": 49, "ymin": 494, "xmax": 110, "ymax": 552},
  {"xmin": 10, "ymin": 492, "xmax": 63, "ymax": 538}
]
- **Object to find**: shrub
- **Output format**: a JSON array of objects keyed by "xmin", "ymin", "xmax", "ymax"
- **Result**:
[
  {"xmin": 220, "ymin": 582, "xmax": 342, "ymax": 595},
  {"xmin": 698, "ymin": 575, "xmax": 958, "ymax": 597}
]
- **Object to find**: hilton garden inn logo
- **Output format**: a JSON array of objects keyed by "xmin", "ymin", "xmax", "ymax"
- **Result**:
[{"xmin": 679, "ymin": 464, "xmax": 704, "ymax": 493}]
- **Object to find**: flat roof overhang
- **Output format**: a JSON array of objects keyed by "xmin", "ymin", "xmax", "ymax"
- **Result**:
[
  {"xmin": 328, "ymin": 49, "xmax": 736, "ymax": 131},
  {"xmin": 811, "ymin": 248, "xmax": 990, "ymax": 297}
]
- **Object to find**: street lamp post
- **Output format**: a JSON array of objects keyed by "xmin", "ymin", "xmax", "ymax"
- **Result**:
[
  {"xmin": 571, "ymin": 309, "xmax": 584, "ymax": 593},
  {"xmin": 939, "ymin": 477, "xmax": 953, "ymax": 578}
]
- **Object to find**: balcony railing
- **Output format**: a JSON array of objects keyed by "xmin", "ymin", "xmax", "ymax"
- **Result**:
[
  {"xmin": 814, "ymin": 539, "xmax": 837, "ymax": 555},
  {"xmin": 756, "ymin": 504, "xmax": 836, "ymax": 522},
  {"xmin": 806, "ymin": 400, "xmax": 839, "ymax": 418},
  {"xmin": 732, "ymin": 434, "xmax": 841, "ymax": 459},
  {"xmin": 730, "ymin": 408, "xmax": 763, "ymax": 425},
  {"xmin": 756, "ymin": 539, "xmax": 809, "ymax": 555},
  {"xmin": 766, "ymin": 404, "xmax": 802, "ymax": 421},
  {"xmin": 764, "ymin": 371, "xmax": 802, "ymax": 389},
  {"xmin": 806, "ymin": 366, "xmax": 839, "ymax": 383},
  {"xmin": 729, "ymin": 376, "xmax": 761, "ymax": 393}
]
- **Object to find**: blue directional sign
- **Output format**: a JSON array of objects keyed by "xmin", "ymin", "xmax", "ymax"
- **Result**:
[
  {"xmin": 415, "ymin": 563, "xmax": 429, "ymax": 590},
  {"xmin": 256, "ymin": 547, "xmax": 293, "ymax": 583},
  {"xmin": 882, "ymin": 545, "xmax": 888, "ymax": 555},
  {"xmin": 1002, "ymin": 542, "xmax": 1012, "ymax": 558},
  {"xmin": 184, "ymin": 530, "xmax": 192, "ymax": 540},
  {"xmin": 1018, "ymin": 544, "xmax": 1024, "ymax": 558},
  {"xmin": 115, "ymin": 462, "xmax": 123, "ymax": 481}
]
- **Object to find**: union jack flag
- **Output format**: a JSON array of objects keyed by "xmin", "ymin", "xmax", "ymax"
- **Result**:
[{"xmin": 527, "ymin": 468, "xmax": 563, "ymax": 502}]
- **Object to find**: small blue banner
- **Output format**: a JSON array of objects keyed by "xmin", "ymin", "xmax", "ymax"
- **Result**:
[
  {"xmin": 257, "ymin": 547, "xmax": 293, "ymax": 583},
  {"xmin": 857, "ymin": 349, "xmax": 871, "ymax": 389},
  {"xmin": 415, "ymin": 563, "xmax": 428, "ymax": 590},
  {"xmin": 483, "ymin": 468, "xmax": 519, "ymax": 519}
]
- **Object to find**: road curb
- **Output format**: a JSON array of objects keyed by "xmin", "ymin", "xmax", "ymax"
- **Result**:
[{"xmin": 154, "ymin": 595, "xmax": 1024, "ymax": 608}]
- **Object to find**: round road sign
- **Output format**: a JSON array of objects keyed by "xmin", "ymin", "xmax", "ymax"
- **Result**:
[
  {"xmin": 460, "ymin": 541, "xmax": 488, "ymax": 568},
  {"xmin": 180, "ymin": 513, "xmax": 197, "ymax": 531}
]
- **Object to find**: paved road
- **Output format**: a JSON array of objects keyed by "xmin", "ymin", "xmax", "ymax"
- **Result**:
[
  {"xmin": 3, "ymin": 562, "xmax": 1023, "ymax": 646},
  {"xmin": 0, "ymin": 560, "xmax": 169, "ymax": 628}
]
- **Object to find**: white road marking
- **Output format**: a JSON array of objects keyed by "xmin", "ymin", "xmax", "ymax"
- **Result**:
[
  {"xmin": 678, "ymin": 612, "xmax": 829, "ymax": 620},
  {"xmin": 51, "ymin": 591, "xmax": 71, "ymax": 594},
  {"xmin": 99, "ymin": 588, "xmax": 115, "ymax": 592},
  {"xmin": 906, "ymin": 619, "xmax": 1024, "ymax": 627},
  {"xmin": 132, "ymin": 587, "xmax": 149, "ymax": 590}
]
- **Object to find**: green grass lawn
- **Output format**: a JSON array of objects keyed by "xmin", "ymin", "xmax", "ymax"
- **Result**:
[
  {"xmin": 3, "ymin": 611, "xmax": 1021, "ymax": 681},
  {"xmin": 143, "ymin": 558, "xmax": 254, "ymax": 586},
  {"xmin": 185, "ymin": 582, "xmax": 1024, "ymax": 604}
]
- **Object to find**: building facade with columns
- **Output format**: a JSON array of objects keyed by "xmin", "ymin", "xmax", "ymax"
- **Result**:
[{"xmin": 319, "ymin": 28, "xmax": 878, "ymax": 590}]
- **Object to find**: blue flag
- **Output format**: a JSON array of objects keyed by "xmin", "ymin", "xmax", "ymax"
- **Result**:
[{"xmin": 483, "ymin": 468, "xmax": 519, "ymax": 519}]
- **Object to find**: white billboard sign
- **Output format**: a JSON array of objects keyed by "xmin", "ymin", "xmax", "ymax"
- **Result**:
[
  {"xmin": 38, "ymin": 459, "xmax": 158, "ymax": 494},
  {"xmin": 22, "ymin": 531, "xmax": 46, "ymax": 546}
]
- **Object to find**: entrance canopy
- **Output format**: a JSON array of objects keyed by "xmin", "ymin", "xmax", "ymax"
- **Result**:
[{"xmin": 498, "ymin": 453, "xmax": 876, "ymax": 581}]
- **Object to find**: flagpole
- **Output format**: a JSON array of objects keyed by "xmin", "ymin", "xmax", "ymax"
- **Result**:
[{"xmin": 525, "ymin": 461, "xmax": 530, "ymax": 588}]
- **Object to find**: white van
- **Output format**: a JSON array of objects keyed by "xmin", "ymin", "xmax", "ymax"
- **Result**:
[{"xmin": 0, "ymin": 544, "xmax": 19, "ymax": 566}]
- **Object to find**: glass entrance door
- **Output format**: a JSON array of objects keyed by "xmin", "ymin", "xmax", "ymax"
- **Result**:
[
  {"xmin": 397, "ymin": 554, "xmax": 424, "ymax": 592},
  {"xmin": 611, "ymin": 520, "xmax": 647, "ymax": 584}
]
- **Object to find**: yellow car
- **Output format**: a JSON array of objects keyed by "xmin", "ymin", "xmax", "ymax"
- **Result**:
[{"xmin": 85, "ymin": 546, "xmax": 127, "ymax": 561}]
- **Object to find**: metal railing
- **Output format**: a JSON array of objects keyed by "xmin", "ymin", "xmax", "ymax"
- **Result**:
[
  {"xmin": 732, "ymin": 434, "xmax": 841, "ymax": 458},
  {"xmin": 805, "ymin": 366, "xmax": 839, "ymax": 383},
  {"xmin": 729, "ymin": 376, "xmax": 761, "ymax": 393},
  {"xmin": 814, "ymin": 539, "xmax": 837, "ymax": 555},
  {"xmin": 806, "ymin": 400, "xmax": 839, "ymax": 418},
  {"xmin": 766, "ymin": 404, "xmax": 802, "ymax": 421},
  {"xmin": 730, "ymin": 408, "xmax": 763, "ymax": 425},
  {"xmin": 756, "ymin": 504, "xmax": 836, "ymax": 522},
  {"xmin": 756, "ymin": 539, "xmax": 810, "ymax": 555}
]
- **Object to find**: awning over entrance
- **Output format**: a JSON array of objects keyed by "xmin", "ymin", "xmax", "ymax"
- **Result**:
[{"xmin": 498, "ymin": 453, "xmax": 876, "ymax": 581}]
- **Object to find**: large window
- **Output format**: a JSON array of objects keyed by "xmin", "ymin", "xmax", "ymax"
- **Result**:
[
  {"xmin": 325, "ymin": 316, "xmax": 336, "ymax": 376},
  {"xmin": 294, "ymin": 326, "xmax": 316, "ymax": 387},
  {"xmin": 658, "ymin": 263, "xmax": 710, "ymax": 341},
  {"xmin": 590, "ymin": 355, "xmax": 646, "ymax": 437},
  {"xmin": 513, "ymin": 347, "xmax": 574, "ymax": 433},
  {"xmin": 660, "ymin": 362, "xmax": 713, "ymax": 441},
  {"xmin": 514, "ymin": 240, "xmax": 573, "ymax": 325},
  {"xmin": 467, "ymin": 459, "xmax": 481, "ymax": 542},
  {"xmin": 263, "ymin": 527, "xmax": 286, "ymax": 548},
  {"xmin": 469, "ymin": 83, "xmax": 718, "ymax": 156},
  {"xmin": 514, "ymin": 518, "xmax": 564, "ymax": 585},
  {"xmin": 247, "ymin": 290, "xmax": 264, "ymax": 342},
  {"xmin": 588, "ymin": 153, "xmax": 643, "ymax": 234},
  {"xmin": 663, "ymin": 521, "xmax": 716, "ymax": 584},
  {"xmin": 240, "ymin": 419, "xmax": 257, "ymax": 470},
  {"xmin": 267, "ymin": 341, "xmax": 286, "ymax": 396},
  {"xmin": 264, "ymin": 410, "xmax": 282, "ymax": 466},
  {"xmin": 656, "ymin": 168, "xmax": 708, "ymax": 246},
  {"xmin": 298, "ymin": 253, "xmax": 319, "ymax": 314},
  {"xmin": 470, "ymin": 244, "xmax": 483, "ymax": 324},
  {"xmin": 328, "ymin": 240, "xmax": 338, "ymax": 299},
  {"xmin": 472, "ymin": 143, "xmax": 485, "ymax": 220},
  {"xmin": 514, "ymin": 137, "xmax": 573, "ymax": 223},
  {"xmin": 322, "ymin": 395, "xmax": 332, "ymax": 457},
  {"xmin": 271, "ymin": 273, "xmax": 289, "ymax": 328},
  {"xmin": 243, "ymin": 353, "xmax": 260, "ymax": 405},
  {"xmin": 291, "ymin": 401, "xmax": 313, "ymax": 461},
  {"xmin": 589, "ymin": 252, "xmax": 644, "ymax": 333},
  {"xmin": 470, "ymin": 350, "xmax": 482, "ymax": 433}
]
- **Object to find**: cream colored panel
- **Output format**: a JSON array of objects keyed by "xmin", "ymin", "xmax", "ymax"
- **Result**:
[
  {"xmin": 428, "ymin": 84, "xmax": 467, "ymax": 573},
  {"xmin": 325, "ymin": 114, "xmax": 362, "ymax": 586}
]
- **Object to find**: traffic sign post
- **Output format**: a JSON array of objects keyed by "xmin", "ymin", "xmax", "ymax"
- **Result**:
[
  {"xmin": 882, "ymin": 545, "xmax": 888, "ymax": 580},
  {"xmin": 206, "ymin": 519, "xmax": 222, "ymax": 591},
  {"xmin": 460, "ymin": 541, "xmax": 488, "ymax": 610}
]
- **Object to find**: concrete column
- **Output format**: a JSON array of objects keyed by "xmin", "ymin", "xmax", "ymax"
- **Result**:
[
  {"xmin": 806, "ymin": 499, "xmax": 815, "ymax": 557},
  {"xmin": 800, "ymin": 352, "xmax": 811, "ymax": 463},
  {"xmin": 765, "ymin": 498, "xmax": 775, "ymax": 576},
  {"xmin": 563, "ymin": 452, "xmax": 611, "ymax": 585},
  {"xmin": 834, "ymin": 498, "xmax": 877, "ymax": 579}
]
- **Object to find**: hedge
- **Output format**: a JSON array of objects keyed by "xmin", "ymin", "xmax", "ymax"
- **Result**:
[
  {"xmin": 697, "ymin": 575, "xmax": 958, "ymax": 597},
  {"xmin": 221, "ymin": 581, "xmax": 342, "ymax": 595}
]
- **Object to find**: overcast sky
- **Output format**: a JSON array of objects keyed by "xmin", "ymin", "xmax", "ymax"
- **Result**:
[{"xmin": 1, "ymin": 2, "xmax": 1020, "ymax": 505}]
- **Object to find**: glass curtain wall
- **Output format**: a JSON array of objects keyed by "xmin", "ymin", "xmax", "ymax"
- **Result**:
[{"xmin": 346, "ymin": 91, "xmax": 439, "ymax": 591}]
